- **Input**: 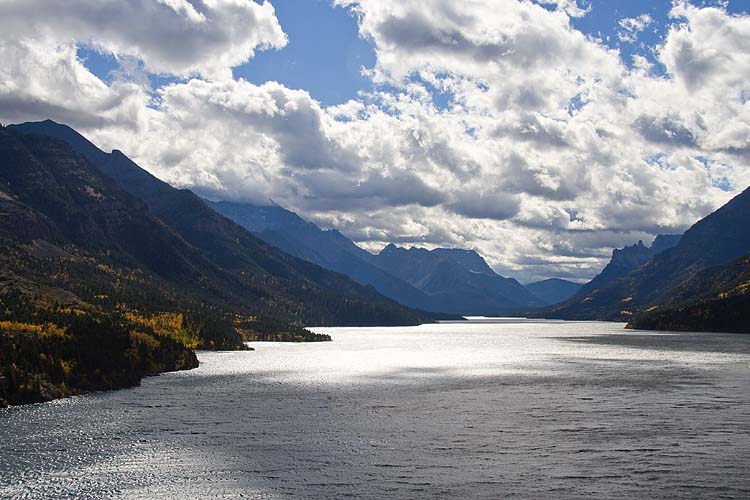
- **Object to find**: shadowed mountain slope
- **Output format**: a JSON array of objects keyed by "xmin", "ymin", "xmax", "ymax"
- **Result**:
[
  {"xmin": 8, "ymin": 120, "xmax": 433, "ymax": 327},
  {"xmin": 626, "ymin": 255, "xmax": 750, "ymax": 333},
  {"xmin": 210, "ymin": 201, "xmax": 543, "ymax": 315},
  {"xmin": 525, "ymin": 278, "xmax": 582, "ymax": 306},
  {"xmin": 208, "ymin": 201, "xmax": 438, "ymax": 312},
  {"xmin": 545, "ymin": 188, "xmax": 750, "ymax": 321},
  {"xmin": 371, "ymin": 244, "xmax": 542, "ymax": 314},
  {"xmin": 574, "ymin": 234, "xmax": 682, "ymax": 300}
]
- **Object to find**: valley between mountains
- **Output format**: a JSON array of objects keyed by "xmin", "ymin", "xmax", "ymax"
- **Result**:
[{"xmin": 2, "ymin": 120, "xmax": 749, "ymax": 407}]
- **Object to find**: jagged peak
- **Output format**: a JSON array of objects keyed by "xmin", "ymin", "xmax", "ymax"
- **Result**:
[{"xmin": 380, "ymin": 243, "xmax": 399, "ymax": 255}]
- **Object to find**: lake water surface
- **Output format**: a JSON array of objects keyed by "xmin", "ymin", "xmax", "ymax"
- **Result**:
[{"xmin": 2, "ymin": 320, "xmax": 749, "ymax": 499}]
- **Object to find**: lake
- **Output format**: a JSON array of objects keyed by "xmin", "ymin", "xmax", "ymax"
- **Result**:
[{"xmin": 1, "ymin": 320, "xmax": 749, "ymax": 499}]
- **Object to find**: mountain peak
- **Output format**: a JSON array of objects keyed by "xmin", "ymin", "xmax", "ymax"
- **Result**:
[
  {"xmin": 9, "ymin": 120, "xmax": 110, "ymax": 165},
  {"xmin": 380, "ymin": 243, "xmax": 399, "ymax": 255},
  {"xmin": 546, "ymin": 185, "xmax": 750, "ymax": 321},
  {"xmin": 431, "ymin": 247, "xmax": 496, "ymax": 276}
]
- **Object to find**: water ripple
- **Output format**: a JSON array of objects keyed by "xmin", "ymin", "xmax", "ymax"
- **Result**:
[{"xmin": 1, "ymin": 321, "xmax": 749, "ymax": 499}]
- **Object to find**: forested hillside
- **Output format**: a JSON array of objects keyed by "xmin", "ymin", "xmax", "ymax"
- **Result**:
[{"xmin": 0, "ymin": 124, "xmax": 409, "ymax": 405}]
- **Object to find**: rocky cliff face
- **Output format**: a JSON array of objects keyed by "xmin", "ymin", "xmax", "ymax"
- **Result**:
[{"xmin": 573, "ymin": 235, "xmax": 682, "ymax": 301}]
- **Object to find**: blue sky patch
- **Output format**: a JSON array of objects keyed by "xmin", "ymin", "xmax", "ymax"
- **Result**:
[{"xmin": 76, "ymin": 0, "xmax": 750, "ymax": 108}]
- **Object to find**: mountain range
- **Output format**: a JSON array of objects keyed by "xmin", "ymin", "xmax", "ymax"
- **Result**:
[
  {"xmin": 208, "ymin": 200, "xmax": 440, "ymax": 312},
  {"xmin": 371, "ymin": 244, "xmax": 542, "ymax": 313},
  {"xmin": 574, "ymin": 235, "xmax": 682, "ymax": 299},
  {"xmin": 3, "ymin": 117, "xmax": 748, "ymax": 406},
  {"xmin": 545, "ymin": 186, "xmax": 750, "ymax": 330},
  {"xmin": 4, "ymin": 119, "xmax": 748, "ymax": 352},
  {"xmin": 209, "ymin": 201, "xmax": 582, "ymax": 314}
]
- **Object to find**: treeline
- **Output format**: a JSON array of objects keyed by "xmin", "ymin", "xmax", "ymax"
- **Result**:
[
  {"xmin": 1, "ymin": 244, "xmax": 331, "ymax": 345},
  {"xmin": 0, "ymin": 289, "xmax": 258, "ymax": 407},
  {"xmin": 0, "ymin": 311, "xmax": 196, "ymax": 407},
  {"xmin": 0, "ymin": 275, "xmax": 340, "ymax": 407},
  {"xmin": 626, "ymin": 255, "xmax": 750, "ymax": 333},
  {"xmin": 627, "ymin": 289, "xmax": 750, "ymax": 333},
  {"xmin": 237, "ymin": 315, "xmax": 331, "ymax": 343}
]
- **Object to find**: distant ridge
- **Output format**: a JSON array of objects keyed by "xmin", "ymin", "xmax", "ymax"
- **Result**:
[
  {"xmin": 545, "ymin": 187, "xmax": 750, "ymax": 326},
  {"xmin": 525, "ymin": 278, "xmax": 582, "ymax": 306},
  {"xmin": 208, "ymin": 200, "xmax": 440, "ymax": 312},
  {"xmin": 210, "ymin": 200, "xmax": 544, "ymax": 315},
  {"xmin": 369, "ymin": 244, "xmax": 542, "ymax": 314}
]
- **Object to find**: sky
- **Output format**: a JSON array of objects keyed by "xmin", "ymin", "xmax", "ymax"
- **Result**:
[{"xmin": 0, "ymin": 0, "xmax": 749, "ymax": 283}]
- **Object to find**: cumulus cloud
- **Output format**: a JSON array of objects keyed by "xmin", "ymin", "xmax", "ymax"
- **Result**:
[
  {"xmin": 0, "ymin": 0, "xmax": 749, "ymax": 282},
  {"xmin": 634, "ymin": 114, "xmax": 698, "ymax": 147},
  {"xmin": 336, "ymin": 0, "xmax": 621, "ymax": 95},
  {"xmin": 0, "ymin": 38, "xmax": 148, "ymax": 129},
  {"xmin": 0, "ymin": 0, "xmax": 287, "ymax": 80},
  {"xmin": 449, "ymin": 189, "xmax": 521, "ymax": 221}
]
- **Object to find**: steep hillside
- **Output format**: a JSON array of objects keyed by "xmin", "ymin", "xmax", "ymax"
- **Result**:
[
  {"xmin": 9, "ymin": 120, "xmax": 433, "ymax": 327},
  {"xmin": 208, "ymin": 201, "xmax": 437, "ymax": 312},
  {"xmin": 0, "ymin": 126, "xmax": 231, "ymax": 405},
  {"xmin": 574, "ymin": 234, "xmax": 681, "ymax": 299},
  {"xmin": 626, "ymin": 255, "xmax": 750, "ymax": 333},
  {"xmin": 546, "ymin": 188, "xmax": 750, "ymax": 321}
]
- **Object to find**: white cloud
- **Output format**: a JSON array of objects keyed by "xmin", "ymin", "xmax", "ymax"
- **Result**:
[
  {"xmin": 336, "ymin": 0, "xmax": 620, "ymax": 96},
  {"xmin": 618, "ymin": 14, "xmax": 653, "ymax": 43},
  {"xmin": 0, "ymin": 0, "xmax": 749, "ymax": 283},
  {"xmin": 0, "ymin": 0, "xmax": 287, "ymax": 80},
  {"xmin": 661, "ymin": 2, "xmax": 750, "ymax": 94},
  {"xmin": 536, "ymin": 0, "xmax": 590, "ymax": 19},
  {"xmin": 0, "ymin": 38, "xmax": 149, "ymax": 129}
]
